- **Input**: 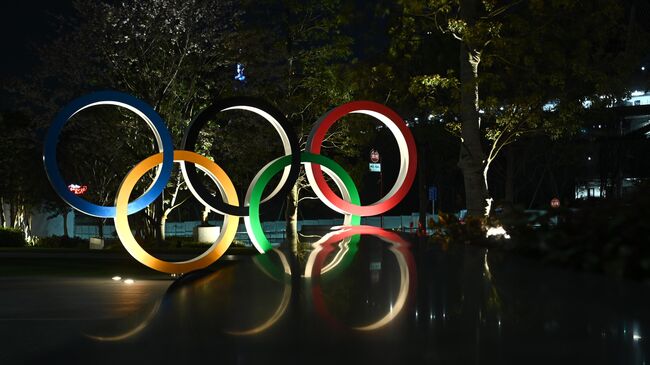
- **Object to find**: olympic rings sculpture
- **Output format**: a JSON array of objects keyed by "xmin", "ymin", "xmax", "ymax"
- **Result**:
[{"xmin": 43, "ymin": 91, "xmax": 417, "ymax": 274}]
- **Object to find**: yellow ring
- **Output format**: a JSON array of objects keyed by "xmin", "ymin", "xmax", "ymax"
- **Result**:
[{"xmin": 114, "ymin": 150, "xmax": 240, "ymax": 274}]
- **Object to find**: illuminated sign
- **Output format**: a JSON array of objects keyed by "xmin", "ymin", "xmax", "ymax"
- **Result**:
[
  {"xmin": 370, "ymin": 149, "xmax": 380, "ymax": 163},
  {"xmin": 67, "ymin": 184, "xmax": 88, "ymax": 195}
]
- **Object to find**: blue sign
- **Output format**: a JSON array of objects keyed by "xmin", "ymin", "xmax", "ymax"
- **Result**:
[
  {"xmin": 234, "ymin": 63, "xmax": 246, "ymax": 81},
  {"xmin": 428, "ymin": 186, "xmax": 437, "ymax": 201},
  {"xmin": 369, "ymin": 163, "xmax": 381, "ymax": 172}
]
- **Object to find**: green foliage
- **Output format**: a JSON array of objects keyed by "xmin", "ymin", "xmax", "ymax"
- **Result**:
[
  {"xmin": 7, "ymin": 0, "xmax": 245, "ymax": 240},
  {"xmin": 0, "ymin": 111, "xmax": 48, "ymax": 237},
  {"xmin": 428, "ymin": 212, "xmax": 487, "ymax": 245},
  {"xmin": 0, "ymin": 228, "xmax": 27, "ymax": 247},
  {"xmin": 402, "ymin": 0, "xmax": 640, "ymax": 146},
  {"xmin": 391, "ymin": 0, "xmax": 648, "ymax": 215}
]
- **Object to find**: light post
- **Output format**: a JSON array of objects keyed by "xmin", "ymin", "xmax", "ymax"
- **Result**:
[{"xmin": 369, "ymin": 149, "xmax": 383, "ymax": 228}]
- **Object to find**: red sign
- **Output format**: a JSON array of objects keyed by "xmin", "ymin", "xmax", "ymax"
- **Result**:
[
  {"xmin": 370, "ymin": 149, "xmax": 380, "ymax": 163},
  {"xmin": 68, "ymin": 184, "xmax": 88, "ymax": 195},
  {"xmin": 550, "ymin": 197, "xmax": 560, "ymax": 208}
]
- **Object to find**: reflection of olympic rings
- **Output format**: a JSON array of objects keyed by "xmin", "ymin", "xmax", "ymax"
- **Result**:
[
  {"xmin": 307, "ymin": 226, "xmax": 416, "ymax": 331},
  {"xmin": 85, "ymin": 228, "xmax": 414, "ymax": 339},
  {"xmin": 44, "ymin": 93, "xmax": 417, "ymax": 274},
  {"xmin": 247, "ymin": 227, "xmax": 414, "ymax": 333},
  {"xmin": 227, "ymin": 248, "xmax": 292, "ymax": 336}
]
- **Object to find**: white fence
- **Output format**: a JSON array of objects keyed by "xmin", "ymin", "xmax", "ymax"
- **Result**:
[{"xmin": 72, "ymin": 214, "xmax": 435, "ymax": 244}]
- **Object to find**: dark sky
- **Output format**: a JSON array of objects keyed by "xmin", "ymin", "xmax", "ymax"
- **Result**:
[{"xmin": 0, "ymin": 1, "xmax": 73, "ymax": 78}]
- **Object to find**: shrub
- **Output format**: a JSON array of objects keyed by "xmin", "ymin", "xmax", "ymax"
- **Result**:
[
  {"xmin": 36, "ymin": 236, "xmax": 88, "ymax": 249},
  {"xmin": 0, "ymin": 227, "xmax": 26, "ymax": 247},
  {"xmin": 427, "ymin": 212, "xmax": 489, "ymax": 245}
]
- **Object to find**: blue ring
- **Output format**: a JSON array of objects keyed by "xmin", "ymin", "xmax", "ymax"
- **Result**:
[{"xmin": 43, "ymin": 91, "xmax": 174, "ymax": 218}]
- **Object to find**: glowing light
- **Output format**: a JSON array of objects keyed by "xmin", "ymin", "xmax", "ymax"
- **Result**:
[
  {"xmin": 234, "ymin": 63, "xmax": 246, "ymax": 81},
  {"xmin": 631, "ymin": 90, "xmax": 645, "ymax": 97},
  {"xmin": 124, "ymin": 279, "xmax": 134, "ymax": 285},
  {"xmin": 111, "ymin": 276, "xmax": 122, "ymax": 281},
  {"xmin": 543, "ymin": 101, "xmax": 558, "ymax": 111},
  {"xmin": 68, "ymin": 184, "xmax": 88, "ymax": 195},
  {"xmin": 634, "ymin": 334, "xmax": 642, "ymax": 341},
  {"xmin": 485, "ymin": 226, "xmax": 511, "ymax": 239}
]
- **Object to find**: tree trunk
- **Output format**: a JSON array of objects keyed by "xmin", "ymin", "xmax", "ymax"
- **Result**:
[
  {"xmin": 159, "ymin": 215, "xmax": 167, "ymax": 242},
  {"xmin": 505, "ymin": 145, "xmax": 515, "ymax": 204},
  {"xmin": 9, "ymin": 200, "xmax": 14, "ymax": 228},
  {"xmin": 285, "ymin": 182, "xmax": 299, "ymax": 254},
  {"xmin": 13, "ymin": 204, "xmax": 32, "ymax": 244},
  {"xmin": 418, "ymin": 150, "xmax": 428, "ymax": 230},
  {"xmin": 62, "ymin": 210, "xmax": 69, "ymax": 238},
  {"xmin": 458, "ymin": 0, "xmax": 489, "ymax": 217},
  {"xmin": 0, "ymin": 197, "xmax": 5, "ymax": 228},
  {"xmin": 201, "ymin": 205, "xmax": 210, "ymax": 225},
  {"xmin": 97, "ymin": 218, "xmax": 104, "ymax": 239}
]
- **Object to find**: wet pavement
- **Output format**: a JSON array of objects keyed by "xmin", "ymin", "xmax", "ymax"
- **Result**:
[{"xmin": 0, "ymin": 228, "xmax": 649, "ymax": 364}]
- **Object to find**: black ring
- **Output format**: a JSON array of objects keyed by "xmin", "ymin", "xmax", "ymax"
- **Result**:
[{"xmin": 181, "ymin": 97, "xmax": 300, "ymax": 217}]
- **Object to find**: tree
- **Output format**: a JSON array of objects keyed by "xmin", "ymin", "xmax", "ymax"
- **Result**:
[
  {"xmin": 0, "ymin": 111, "xmax": 46, "ymax": 242},
  {"xmin": 235, "ymin": 0, "xmax": 368, "ymax": 252},
  {"xmin": 400, "ymin": 0, "xmax": 645, "ymax": 216},
  {"xmin": 6, "ymin": 0, "xmax": 243, "ymax": 241}
]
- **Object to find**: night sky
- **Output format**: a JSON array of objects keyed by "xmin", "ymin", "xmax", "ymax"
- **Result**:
[{"xmin": 0, "ymin": 1, "xmax": 72, "ymax": 78}]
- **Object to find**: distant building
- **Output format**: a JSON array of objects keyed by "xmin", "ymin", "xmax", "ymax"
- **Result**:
[{"xmin": 574, "ymin": 90, "xmax": 650, "ymax": 200}]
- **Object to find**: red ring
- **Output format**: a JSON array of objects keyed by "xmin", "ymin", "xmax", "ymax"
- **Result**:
[{"xmin": 307, "ymin": 101, "xmax": 417, "ymax": 216}]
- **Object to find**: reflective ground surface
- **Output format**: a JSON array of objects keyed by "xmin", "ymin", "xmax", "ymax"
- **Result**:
[{"xmin": 1, "ymin": 228, "xmax": 649, "ymax": 364}]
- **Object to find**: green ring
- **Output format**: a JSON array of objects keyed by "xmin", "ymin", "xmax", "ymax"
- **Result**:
[{"xmin": 248, "ymin": 152, "xmax": 361, "ymax": 252}]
